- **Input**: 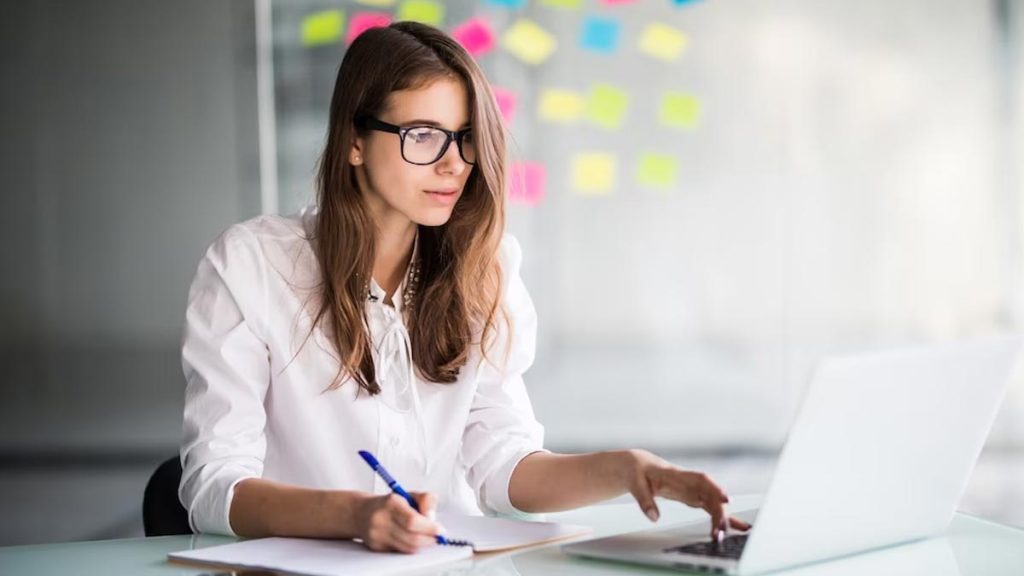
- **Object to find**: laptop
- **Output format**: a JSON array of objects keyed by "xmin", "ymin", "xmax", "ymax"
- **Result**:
[{"xmin": 563, "ymin": 336, "xmax": 1022, "ymax": 575}]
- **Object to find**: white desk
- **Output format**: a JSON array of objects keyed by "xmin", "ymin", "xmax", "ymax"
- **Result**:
[{"xmin": 2, "ymin": 495, "xmax": 1022, "ymax": 575}]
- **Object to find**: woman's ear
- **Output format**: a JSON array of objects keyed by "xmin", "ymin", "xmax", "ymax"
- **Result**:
[{"xmin": 349, "ymin": 136, "xmax": 365, "ymax": 166}]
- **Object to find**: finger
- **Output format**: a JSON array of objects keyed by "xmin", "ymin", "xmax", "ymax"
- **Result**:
[
  {"xmin": 390, "ymin": 498, "xmax": 444, "ymax": 536},
  {"xmin": 729, "ymin": 516, "xmax": 752, "ymax": 531},
  {"xmin": 700, "ymin": 487, "xmax": 728, "ymax": 539},
  {"xmin": 631, "ymin": 476, "xmax": 661, "ymax": 522},
  {"xmin": 411, "ymin": 491, "xmax": 439, "ymax": 521},
  {"xmin": 390, "ymin": 526, "xmax": 439, "ymax": 553}
]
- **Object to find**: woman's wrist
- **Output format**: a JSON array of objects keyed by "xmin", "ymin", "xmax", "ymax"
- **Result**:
[{"xmin": 324, "ymin": 489, "xmax": 375, "ymax": 538}]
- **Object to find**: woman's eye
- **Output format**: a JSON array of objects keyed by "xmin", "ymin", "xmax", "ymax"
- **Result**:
[{"xmin": 408, "ymin": 129, "xmax": 439, "ymax": 144}]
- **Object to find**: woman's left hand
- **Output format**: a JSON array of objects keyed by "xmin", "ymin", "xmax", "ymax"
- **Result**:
[{"xmin": 619, "ymin": 449, "xmax": 752, "ymax": 539}]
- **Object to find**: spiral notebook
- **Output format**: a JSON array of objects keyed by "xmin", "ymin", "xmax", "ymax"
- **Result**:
[{"xmin": 168, "ymin": 513, "xmax": 590, "ymax": 576}]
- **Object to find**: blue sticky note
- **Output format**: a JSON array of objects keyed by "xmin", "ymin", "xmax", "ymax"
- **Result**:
[
  {"xmin": 579, "ymin": 16, "xmax": 620, "ymax": 54},
  {"xmin": 486, "ymin": 0, "xmax": 527, "ymax": 8},
  {"xmin": 671, "ymin": 0, "xmax": 702, "ymax": 5}
]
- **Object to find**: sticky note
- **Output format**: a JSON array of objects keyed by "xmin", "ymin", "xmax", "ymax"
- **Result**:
[
  {"xmin": 572, "ymin": 153, "xmax": 616, "ymax": 194},
  {"xmin": 672, "ymin": 0, "xmax": 702, "ymax": 5},
  {"xmin": 538, "ymin": 89, "xmax": 586, "ymax": 123},
  {"xmin": 301, "ymin": 10, "xmax": 344, "ymax": 47},
  {"xmin": 541, "ymin": 0, "xmax": 583, "ymax": 8},
  {"xmin": 638, "ymin": 23, "xmax": 689, "ymax": 61},
  {"xmin": 660, "ymin": 92, "xmax": 701, "ymax": 129},
  {"xmin": 637, "ymin": 154, "xmax": 679, "ymax": 188},
  {"xmin": 354, "ymin": 0, "xmax": 396, "ymax": 6},
  {"xmin": 347, "ymin": 12, "xmax": 392, "ymax": 45},
  {"xmin": 579, "ymin": 16, "xmax": 621, "ymax": 54},
  {"xmin": 397, "ymin": 0, "xmax": 444, "ymax": 26},
  {"xmin": 502, "ymin": 19, "xmax": 557, "ymax": 65},
  {"xmin": 586, "ymin": 84, "xmax": 629, "ymax": 130},
  {"xmin": 492, "ymin": 86, "xmax": 518, "ymax": 125},
  {"xmin": 451, "ymin": 17, "xmax": 496, "ymax": 57},
  {"xmin": 486, "ymin": 0, "xmax": 528, "ymax": 7},
  {"xmin": 509, "ymin": 162, "xmax": 547, "ymax": 206}
]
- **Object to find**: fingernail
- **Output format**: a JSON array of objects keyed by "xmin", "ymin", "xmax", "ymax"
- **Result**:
[
  {"xmin": 716, "ymin": 529, "xmax": 724, "ymax": 543},
  {"xmin": 426, "ymin": 509, "xmax": 436, "ymax": 521},
  {"xmin": 646, "ymin": 508, "xmax": 660, "ymax": 522}
]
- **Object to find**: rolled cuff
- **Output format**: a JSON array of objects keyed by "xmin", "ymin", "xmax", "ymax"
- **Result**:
[
  {"xmin": 479, "ymin": 446, "xmax": 550, "ymax": 518},
  {"xmin": 182, "ymin": 460, "xmax": 262, "ymax": 536}
]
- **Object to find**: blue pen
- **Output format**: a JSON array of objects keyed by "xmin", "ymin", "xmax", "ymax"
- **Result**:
[{"xmin": 358, "ymin": 450, "xmax": 470, "ymax": 547}]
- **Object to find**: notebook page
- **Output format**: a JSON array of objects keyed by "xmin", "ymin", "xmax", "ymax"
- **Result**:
[
  {"xmin": 437, "ymin": 513, "xmax": 592, "ymax": 552},
  {"xmin": 168, "ymin": 536, "xmax": 473, "ymax": 576}
]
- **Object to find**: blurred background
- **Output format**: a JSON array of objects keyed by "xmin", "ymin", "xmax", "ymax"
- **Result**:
[{"xmin": 2, "ymin": 0, "xmax": 1023, "ymax": 546}]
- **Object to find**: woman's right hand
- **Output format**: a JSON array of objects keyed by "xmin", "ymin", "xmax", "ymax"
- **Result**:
[{"xmin": 352, "ymin": 491, "xmax": 445, "ymax": 553}]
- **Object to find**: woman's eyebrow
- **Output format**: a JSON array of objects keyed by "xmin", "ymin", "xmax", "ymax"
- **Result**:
[{"xmin": 399, "ymin": 118, "xmax": 472, "ymax": 129}]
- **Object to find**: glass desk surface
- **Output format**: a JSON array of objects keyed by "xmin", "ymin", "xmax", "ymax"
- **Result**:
[{"xmin": 2, "ymin": 495, "xmax": 1023, "ymax": 576}]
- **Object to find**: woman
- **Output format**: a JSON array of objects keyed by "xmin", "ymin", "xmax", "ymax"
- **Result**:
[{"xmin": 179, "ymin": 21, "xmax": 749, "ymax": 553}]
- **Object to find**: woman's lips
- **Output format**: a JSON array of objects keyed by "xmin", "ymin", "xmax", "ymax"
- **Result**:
[{"xmin": 424, "ymin": 189, "xmax": 459, "ymax": 203}]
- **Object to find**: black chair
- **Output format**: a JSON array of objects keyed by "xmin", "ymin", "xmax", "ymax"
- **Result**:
[{"xmin": 143, "ymin": 456, "xmax": 193, "ymax": 536}]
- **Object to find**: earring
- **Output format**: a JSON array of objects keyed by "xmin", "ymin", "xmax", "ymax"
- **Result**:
[{"xmin": 354, "ymin": 155, "xmax": 361, "ymax": 162}]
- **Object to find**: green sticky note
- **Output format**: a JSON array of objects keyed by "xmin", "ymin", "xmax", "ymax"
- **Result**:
[
  {"xmin": 301, "ymin": 10, "xmax": 345, "ymax": 47},
  {"xmin": 503, "ymin": 19, "xmax": 558, "ymax": 65},
  {"xmin": 637, "ymin": 153, "xmax": 678, "ymax": 188},
  {"xmin": 572, "ymin": 152, "xmax": 616, "ymax": 194},
  {"xmin": 398, "ymin": 0, "xmax": 444, "ymax": 26},
  {"xmin": 587, "ymin": 84, "xmax": 629, "ymax": 130},
  {"xmin": 660, "ymin": 92, "xmax": 701, "ymax": 129},
  {"xmin": 541, "ymin": 0, "xmax": 583, "ymax": 8}
]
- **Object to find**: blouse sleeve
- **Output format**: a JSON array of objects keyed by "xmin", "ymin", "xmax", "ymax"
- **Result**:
[
  {"xmin": 178, "ymin": 224, "xmax": 271, "ymax": 536},
  {"xmin": 460, "ymin": 234, "xmax": 548, "ymax": 516}
]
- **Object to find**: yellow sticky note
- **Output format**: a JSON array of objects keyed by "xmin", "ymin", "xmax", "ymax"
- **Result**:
[
  {"xmin": 572, "ymin": 153, "xmax": 616, "ymax": 194},
  {"xmin": 397, "ymin": 0, "xmax": 444, "ymax": 26},
  {"xmin": 539, "ymin": 89, "xmax": 586, "ymax": 123},
  {"xmin": 660, "ymin": 92, "xmax": 701, "ymax": 129},
  {"xmin": 301, "ymin": 10, "xmax": 345, "ymax": 47},
  {"xmin": 637, "ymin": 153, "xmax": 678, "ymax": 188},
  {"xmin": 502, "ymin": 19, "xmax": 557, "ymax": 65},
  {"xmin": 586, "ymin": 84, "xmax": 629, "ymax": 130},
  {"xmin": 354, "ymin": 0, "xmax": 397, "ymax": 6},
  {"xmin": 638, "ymin": 23, "xmax": 688, "ymax": 61}
]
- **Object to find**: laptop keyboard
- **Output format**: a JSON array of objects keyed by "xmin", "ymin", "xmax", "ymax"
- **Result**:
[{"xmin": 664, "ymin": 534, "xmax": 749, "ymax": 560}]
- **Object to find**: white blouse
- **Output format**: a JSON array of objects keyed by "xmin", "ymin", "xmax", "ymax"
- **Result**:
[{"xmin": 178, "ymin": 210, "xmax": 545, "ymax": 536}]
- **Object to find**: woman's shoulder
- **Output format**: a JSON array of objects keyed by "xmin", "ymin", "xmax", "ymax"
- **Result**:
[
  {"xmin": 203, "ymin": 210, "xmax": 319, "ymax": 288},
  {"xmin": 497, "ymin": 233, "xmax": 524, "ymax": 273}
]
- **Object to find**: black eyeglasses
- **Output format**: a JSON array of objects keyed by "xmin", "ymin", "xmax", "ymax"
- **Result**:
[{"xmin": 357, "ymin": 117, "xmax": 476, "ymax": 166}]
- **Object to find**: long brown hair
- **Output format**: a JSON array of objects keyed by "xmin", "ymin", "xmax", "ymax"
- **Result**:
[{"xmin": 310, "ymin": 21, "xmax": 508, "ymax": 395}]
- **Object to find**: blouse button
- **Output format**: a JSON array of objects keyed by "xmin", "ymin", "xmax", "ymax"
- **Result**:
[{"xmin": 390, "ymin": 435, "xmax": 401, "ymax": 447}]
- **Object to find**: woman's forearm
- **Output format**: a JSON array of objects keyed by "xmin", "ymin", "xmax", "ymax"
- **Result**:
[
  {"xmin": 229, "ymin": 477, "xmax": 368, "ymax": 538},
  {"xmin": 508, "ymin": 450, "xmax": 634, "ymax": 513}
]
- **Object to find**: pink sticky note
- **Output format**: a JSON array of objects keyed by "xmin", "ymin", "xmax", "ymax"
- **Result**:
[
  {"xmin": 451, "ymin": 17, "xmax": 496, "ymax": 57},
  {"xmin": 509, "ymin": 162, "xmax": 546, "ymax": 206},
  {"xmin": 492, "ymin": 86, "xmax": 517, "ymax": 125},
  {"xmin": 347, "ymin": 12, "xmax": 392, "ymax": 45}
]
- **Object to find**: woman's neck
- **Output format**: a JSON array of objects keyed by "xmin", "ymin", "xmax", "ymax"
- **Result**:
[{"xmin": 373, "ymin": 217, "xmax": 418, "ymax": 304}]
